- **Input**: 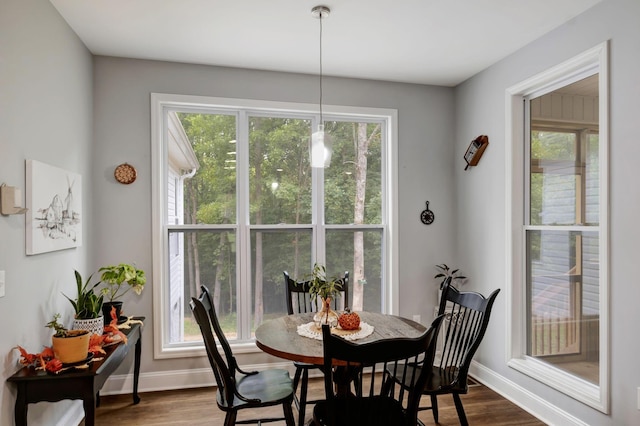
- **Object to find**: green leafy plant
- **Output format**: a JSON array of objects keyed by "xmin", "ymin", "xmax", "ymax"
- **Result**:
[
  {"xmin": 304, "ymin": 263, "xmax": 342, "ymax": 301},
  {"xmin": 434, "ymin": 263, "xmax": 467, "ymax": 289},
  {"xmin": 45, "ymin": 313, "xmax": 69, "ymax": 338},
  {"xmin": 98, "ymin": 263, "xmax": 146, "ymax": 302},
  {"xmin": 63, "ymin": 270, "xmax": 103, "ymax": 319}
]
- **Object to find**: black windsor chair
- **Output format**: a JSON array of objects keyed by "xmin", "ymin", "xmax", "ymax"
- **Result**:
[
  {"xmin": 312, "ymin": 315, "xmax": 445, "ymax": 426},
  {"xmin": 190, "ymin": 285, "xmax": 295, "ymax": 426},
  {"xmin": 283, "ymin": 270, "xmax": 349, "ymax": 426},
  {"xmin": 389, "ymin": 278, "xmax": 500, "ymax": 425}
]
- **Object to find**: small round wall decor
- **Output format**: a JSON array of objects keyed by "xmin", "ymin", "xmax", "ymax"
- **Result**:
[
  {"xmin": 114, "ymin": 163, "xmax": 137, "ymax": 184},
  {"xmin": 420, "ymin": 201, "xmax": 434, "ymax": 225}
]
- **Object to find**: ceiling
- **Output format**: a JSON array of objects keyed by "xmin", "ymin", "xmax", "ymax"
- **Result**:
[{"xmin": 49, "ymin": 0, "xmax": 602, "ymax": 87}]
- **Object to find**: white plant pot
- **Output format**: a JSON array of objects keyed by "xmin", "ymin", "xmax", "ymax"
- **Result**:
[{"xmin": 72, "ymin": 316, "xmax": 104, "ymax": 336}]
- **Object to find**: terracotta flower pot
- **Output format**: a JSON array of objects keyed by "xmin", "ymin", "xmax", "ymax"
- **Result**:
[{"xmin": 52, "ymin": 330, "xmax": 90, "ymax": 364}]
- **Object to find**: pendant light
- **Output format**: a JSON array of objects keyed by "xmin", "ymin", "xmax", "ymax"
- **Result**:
[{"xmin": 311, "ymin": 5, "xmax": 332, "ymax": 168}]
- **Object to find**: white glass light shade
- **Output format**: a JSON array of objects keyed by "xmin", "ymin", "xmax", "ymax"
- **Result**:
[{"xmin": 311, "ymin": 125, "xmax": 332, "ymax": 168}]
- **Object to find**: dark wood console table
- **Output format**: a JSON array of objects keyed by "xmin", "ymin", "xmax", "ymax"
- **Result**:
[{"xmin": 7, "ymin": 318, "xmax": 144, "ymax": 426}]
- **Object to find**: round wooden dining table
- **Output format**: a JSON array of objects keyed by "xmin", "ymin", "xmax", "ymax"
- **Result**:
[{"xmin": 255, "ymin": 311, "xmax": 427, "ymax": 365}]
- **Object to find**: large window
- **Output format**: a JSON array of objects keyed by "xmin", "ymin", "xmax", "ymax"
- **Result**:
[
  {"xmin": 527, "ymin": 126, "xmax": 600, "ymax": 383},
  {"xmin": 151, "ymin": 94, "xmax": 397, "ymax": 356},
  {"xmin": 506, "ymin": 43, "xmax": 608, "ymax": 412}
]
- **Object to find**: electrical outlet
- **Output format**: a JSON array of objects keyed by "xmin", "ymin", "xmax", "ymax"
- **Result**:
[
  {"xmin": 412, "ymin": 314, "xmax": 421, "ymax": 324},
  {"xmin": 0, "ymin": 270, "xmax": 5, "ymax": 298}
]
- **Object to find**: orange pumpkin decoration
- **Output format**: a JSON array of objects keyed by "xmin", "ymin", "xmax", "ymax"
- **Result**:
[{"xmin": 338, "ymin": 309, "xmax": 361, "ymax": 330}]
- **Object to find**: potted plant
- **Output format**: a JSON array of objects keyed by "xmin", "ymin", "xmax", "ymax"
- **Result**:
[
  {"xmin": 303, "ymin": 263, "xmax": 342, "ymax": 327},
  {"xmin": 434, "ymin": 263, "xmax": 467, "ymax": 289},
  {"xmin": 63, "ymin": 270, "xmax": 104, "ymax": 335},
  {"xmin": 98, "ymin": 263, "xmax": 146, "ymax": 321},
  {"xmin": 46, "ymin": 313, "xmax": 90, "ymax": 364},
  {"xmin": 434, "ymin": 263, "xmax": 467, "ymax": 303}
]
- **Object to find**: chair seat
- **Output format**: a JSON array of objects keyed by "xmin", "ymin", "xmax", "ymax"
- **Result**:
[
  {"xmin": 216, "ymin": 368, "xmax": 294, "ymax": 410},
  {"xmin": 293, "ymin": 360, "xmax": 319, "ymax": 369},
  {"xmin": 390, "ymin": 364, "xmax": 467, "ymax": 395},
  {"xmin": 313, "ymin": 396, "xmax": 406, "ymax": 426}
]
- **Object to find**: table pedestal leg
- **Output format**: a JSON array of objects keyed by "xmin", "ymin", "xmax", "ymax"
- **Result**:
[{"xmin": 333, "ymin": 366, "xmax": 360, "ymax": 397}]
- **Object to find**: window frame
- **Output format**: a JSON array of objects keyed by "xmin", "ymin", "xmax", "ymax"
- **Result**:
[
  {"xmin": 505, "ymin": 42, "xmax": 609, "ymax": 412},
  {"xmin": 151, "ymin": 93, "xmax": 399, "ymax": 359}
]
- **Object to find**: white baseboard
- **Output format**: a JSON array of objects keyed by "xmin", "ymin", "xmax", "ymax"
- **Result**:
[
  {"xmin": 469, "ymin": 360, "xmax": 590, "ymax": 426},
  {"xmin": 100, "ymin": 361, "xmax": 297, "ymax": 395},
  {"xmin": 55, "ymin": 401, "xmax": 83, "ymax": 426}
]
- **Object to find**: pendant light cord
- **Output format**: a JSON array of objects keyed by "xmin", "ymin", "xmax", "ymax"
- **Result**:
[{"xmin": 319, "ymin": 12, "xmax": 324, "ymax": 126}]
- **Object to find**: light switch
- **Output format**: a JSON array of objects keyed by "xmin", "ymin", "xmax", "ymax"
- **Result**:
[
  {"xmin": 0, "ymin": 270, "xmax": 5, "ymax": 298},
  {"xmin": 1, "ymin": 185, "xmax": 28, "ymax": 215}
]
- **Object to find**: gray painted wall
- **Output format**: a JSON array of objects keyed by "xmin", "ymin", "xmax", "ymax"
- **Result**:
[
  {"xmin": 91, "ymin": 55, "xmax": 456, "ymax": 374},
  {"xmin": 454, "ymin": 0, "xmax": 640, "ymax": 424},
  {"xmin": 0, "ymin": 0, "xmax": 93, "ymax": 424}
]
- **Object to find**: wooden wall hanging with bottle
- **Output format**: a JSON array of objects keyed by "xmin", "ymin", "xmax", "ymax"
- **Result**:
[{"xmin": 463, "ymin": 135, "xmax": 489, "ymax": 170}]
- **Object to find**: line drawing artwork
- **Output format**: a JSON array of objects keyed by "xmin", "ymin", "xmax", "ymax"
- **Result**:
[{"xmin": 26, "ymin": 159, "xmax": 82, "ymax": 255}]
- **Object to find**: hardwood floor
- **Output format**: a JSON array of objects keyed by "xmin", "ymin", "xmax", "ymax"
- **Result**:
[{"xmin": 83, "ymin": 378, "xmax": 545, "ymax": 425}]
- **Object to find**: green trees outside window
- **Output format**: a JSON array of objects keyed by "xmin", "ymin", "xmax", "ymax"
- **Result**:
[{"xmin": 164, "ymin": 105, "xmax": 388, "ymax": 345}]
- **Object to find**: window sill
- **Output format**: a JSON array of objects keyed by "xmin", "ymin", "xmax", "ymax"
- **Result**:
[
  {"xmin": 508, "ymin": 357, "xmax": 606, "ymax": 413},
  {"xmin": 154, "ymin": 341, "xmax": 261, "ymax": 359}
]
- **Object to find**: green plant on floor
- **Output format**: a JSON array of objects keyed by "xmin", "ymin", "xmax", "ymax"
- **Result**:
[{"xmin": 434, "ymin": 263, "xmax": 467, "ymax": 289}]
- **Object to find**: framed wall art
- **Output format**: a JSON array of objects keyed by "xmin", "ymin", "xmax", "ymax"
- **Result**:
[{"xmin": 26, "ymin": 159, "xmax": 82, "ymax": 255}]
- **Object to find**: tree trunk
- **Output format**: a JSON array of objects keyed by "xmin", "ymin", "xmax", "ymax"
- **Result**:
[
  {"xmin": 212, "ymin": 231, "xmax": 226, "ymax": 313},
  {"xmin": 352, "ymin": 123, "xmax": 380, "ymax": 311},
  {"xmin": 292, "ymin": 148, "xmax": 308, "ymax": 278}
]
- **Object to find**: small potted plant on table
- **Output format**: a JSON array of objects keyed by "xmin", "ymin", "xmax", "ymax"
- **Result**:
[
  {"xmin": 98, "ymin": 263, "xmax": 146, "ymax": 322},
  {"xmin": 46, "ymin": 313, "xmax": 90, "ymax": 364},
  {"xmin": 64, "ymin": 270, "xmax": 104, "ymax": 335},
  {"xmin": 304, "ymin": 263, "xmax": 342, "ymax": 328}
]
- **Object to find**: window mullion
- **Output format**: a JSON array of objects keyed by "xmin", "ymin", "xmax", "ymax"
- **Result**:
[
  {"xmin": 523, "ymin": 97, "xmax": 532, "ymax": 226},
  {"xmin": 237, "ymin": 110, "xmax": 252, "ymax": 341}
]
